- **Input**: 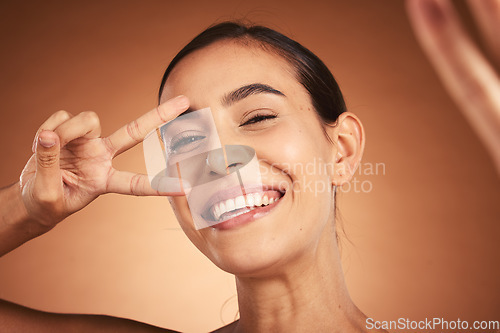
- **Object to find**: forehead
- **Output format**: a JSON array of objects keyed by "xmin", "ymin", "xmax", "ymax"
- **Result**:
[{"xmin": 160, "ymin": 40, "xmax": 301, "ymax": 105}]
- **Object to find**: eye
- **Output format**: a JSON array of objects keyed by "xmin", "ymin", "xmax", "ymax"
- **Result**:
[
  {"xmin": 240, "ymin": 113, "xmax": 277, "ymax": 127},
  {"xmin": 167, "ymin": 132, "xmax": 207, "ymax": 155}
]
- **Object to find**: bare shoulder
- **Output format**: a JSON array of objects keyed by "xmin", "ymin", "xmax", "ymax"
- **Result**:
[
  {"xmin": 210, "ymin": 320, "xmax": 239, "ymax": 333},
  {"xmin": 0, "ymin": 298, "xmax": 179, "ymax": 333},
  {"xmin": 66, "ymin": 313, "xmax": 181, "ymax": 333}
]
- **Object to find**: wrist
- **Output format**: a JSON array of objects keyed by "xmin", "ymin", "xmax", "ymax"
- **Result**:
[{"xmin": 0, "ymin": 182, "xmax": 53, "ymax": 237}]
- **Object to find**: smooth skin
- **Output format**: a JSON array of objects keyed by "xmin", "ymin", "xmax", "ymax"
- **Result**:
[
  {"xmin": 162, "ymin": 40, "xmax": 369, "ymax": 333},
  {"xmin": 0, "ymin": 0, "xmax": 499, "ymax": 332}
]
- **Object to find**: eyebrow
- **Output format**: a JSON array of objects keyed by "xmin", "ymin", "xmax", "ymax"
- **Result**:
[
  {"xmin": 221, "ymin": 83, "xmax": 285, "ymax": 107},
  {"xmin": 174, "ymin": 83, "xmax": 285, "ymax": 118}
]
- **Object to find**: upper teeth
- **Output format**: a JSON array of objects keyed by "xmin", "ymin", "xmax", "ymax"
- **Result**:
[{"xmin": 211, "ymin": 193, "xmax": 278, "ymax": 221}]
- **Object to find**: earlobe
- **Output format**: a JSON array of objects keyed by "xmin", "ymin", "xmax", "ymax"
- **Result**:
[{"xmin": 330, "ymin": 112, "xmax": 365, "ymax": 186}]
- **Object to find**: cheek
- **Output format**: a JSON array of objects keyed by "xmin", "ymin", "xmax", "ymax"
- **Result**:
[
  {"xmin": 255, "ymin": 119, "xmax": 331, "ymax": 181},
  {"xmin": 169, "ymin": 197, "xmax": 195, "ymax": 232},
  {"xmin": 252, "ymin": 117, "xmax": 334, "ymax": 233}
]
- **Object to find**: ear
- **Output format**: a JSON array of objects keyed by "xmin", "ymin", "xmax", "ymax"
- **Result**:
[{"xmin": 328, "ymin": 112, "xmax": 365, "ymax": 186}]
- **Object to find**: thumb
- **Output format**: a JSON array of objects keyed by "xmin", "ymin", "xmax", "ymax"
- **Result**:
[{"xmin": 35, "ymin": 130, "xmax": 62, "ymax": 192}]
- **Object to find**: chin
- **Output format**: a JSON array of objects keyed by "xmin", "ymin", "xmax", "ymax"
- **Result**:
[
  {"xmin": 173, "ymin": 182, "xmax": 332, "ymax": 278},
  {"xmin": 205, "ymin": 241, "xmax": 292, "ymax": 278}
]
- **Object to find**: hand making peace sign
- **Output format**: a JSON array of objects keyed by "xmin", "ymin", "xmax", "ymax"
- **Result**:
[{"xmin": 18, "ymin": 95, "xmax": 190, "ymax": 229}]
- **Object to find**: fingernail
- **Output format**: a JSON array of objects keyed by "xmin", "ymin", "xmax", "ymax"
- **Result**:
[
  {"xmin": 175, "ymin": 95, "xmax": 189, "ymax": 109},
  {"xmin": 419, "ymin": 0, "xmax": 445, "ymax": 24},
  {"xmin": 39, "ymin": 134, "xmax": 56, "ymax": 148}
]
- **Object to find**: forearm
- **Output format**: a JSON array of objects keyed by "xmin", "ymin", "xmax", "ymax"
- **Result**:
[
  {"xmin": 0, "ymin": 299, "xmax": 174, "ymax": 332},
  {"xmin": 0, "ymin": 182, "xmax": 52, "ymax": 257}
]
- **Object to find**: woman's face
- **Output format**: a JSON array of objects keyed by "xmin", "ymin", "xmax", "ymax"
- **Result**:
[{"xmin": 161, "ymin": 40, "xmax": 340, "ymax": 277}]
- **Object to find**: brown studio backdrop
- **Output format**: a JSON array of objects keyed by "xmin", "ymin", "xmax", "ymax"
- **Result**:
[{"xmin": 0, "ymin": 0, "xmax": 498, "ymax": 332}]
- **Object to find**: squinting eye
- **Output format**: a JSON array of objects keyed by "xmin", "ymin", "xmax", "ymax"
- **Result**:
[
  {"xmin": 240, "ymin": 114, "xmax": 277, "ymax": 127},
  {"xmin": 168, "ymin": 133, "xmax": 206, "ymax": 155}
]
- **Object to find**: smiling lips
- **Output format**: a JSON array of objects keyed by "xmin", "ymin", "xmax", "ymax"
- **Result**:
[{"xmin": 202, "ymin": 189, "xmax": 284, "ymax": 223}]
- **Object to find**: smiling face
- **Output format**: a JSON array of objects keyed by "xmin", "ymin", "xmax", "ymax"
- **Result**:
[{"xmin": 160, "ymin": 40, "xmax": 343, "ymax": 277}]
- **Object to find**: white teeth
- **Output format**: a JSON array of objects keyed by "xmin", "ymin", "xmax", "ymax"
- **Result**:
[
  {"xmin": 210, "ymin": 192, "xmax": 281, "ymax": 221},
  {"xmin": 214, "ymin": 204, "xmax": 220, "ymax": 220},
  {"xmin": 216, "ymin": 201, "xmax": 225, "ymax": 221},
  {"xmin": 254, "ymin": 193, "xmax": 262, "ymax": 206},
  {"xmin": 245, "ymin": 195, "xmax": 254, "ymax": 207},
  {"xmin": 235, "ymin": 196, "xmax": 246, "ymax": 210},
  {"xmin": 225, "ymin": 199, "xmax": 235, "ymax": 212}
]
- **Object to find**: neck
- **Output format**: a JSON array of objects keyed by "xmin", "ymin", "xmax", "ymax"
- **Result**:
[{"xmin": 232, "ymin": 222, "xmax": 368, "ymax": 333}]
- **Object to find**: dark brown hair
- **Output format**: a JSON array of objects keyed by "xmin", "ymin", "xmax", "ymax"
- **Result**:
[{"xmin": 158, "ymin": 21, "xmax": 346, "ymax": 126}]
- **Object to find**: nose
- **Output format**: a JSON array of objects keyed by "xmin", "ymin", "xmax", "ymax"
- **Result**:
[{"xmin": 205, "ymin": 145, "xmax": 255, "ymax": 175}]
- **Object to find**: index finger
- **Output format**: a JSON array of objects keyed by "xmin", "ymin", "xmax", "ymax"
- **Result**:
[{"xmin": 105, "ymin": 95, "xmax": 189, "ymax": 157}]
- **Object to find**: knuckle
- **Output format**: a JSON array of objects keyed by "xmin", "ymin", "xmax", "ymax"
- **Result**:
[
  {"xmin": 156, "ymin": 105, "xmax": 168, "ymax": 123},
  {"xmin": 102, "ymin": 136, "xmax": 117, "ymax": 156},
  {"xmin": 129, "ymin": 174, "xmax": 143, "ymax": 196},
  {"xmin": 37, "ymin": 152, "xmax": 59, "ymax": 168},
  {"xmin": 52, "ymin": 110, "xmax": 72, "ymax": 123},
  {"xmin": 126, "ymin": 120, "xmax": 142, "ymax": 142},
  {"xmin": 81, "ymin": 111, "xmax": 100, "ymax": 127}
]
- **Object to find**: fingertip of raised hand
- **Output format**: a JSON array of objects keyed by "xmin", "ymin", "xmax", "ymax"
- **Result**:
[
  {"xmin": 153, "ymin": 176, "xmax": 191, "ymax": 196},
  {"xmin": 157, "ymin": 190, "xmax": 187, "ymax": 197},
  {"xmin": 173, "ymin": 95, "xmax": 190, "ymax": 109},
  {"xmin": 157, "ymin": 95, "xmax": 190, "ymax": 122}
]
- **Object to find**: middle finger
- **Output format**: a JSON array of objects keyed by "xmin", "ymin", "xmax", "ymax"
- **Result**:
[{"xmin": 104, "ymin": 95, "xmax": 189, "ymax": 157}]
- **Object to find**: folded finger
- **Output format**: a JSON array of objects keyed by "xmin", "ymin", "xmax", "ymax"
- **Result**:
[
  {"xmin": 32, "ymin": 110, "xmax": 73, "ymax": 152},
  {"xmin": 105, "ymin": 170, "xmax": 187, "ymax": 196},
  {"xmin": 53, "ymin": 111, "xmax": 101, "ymax": 147}
]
